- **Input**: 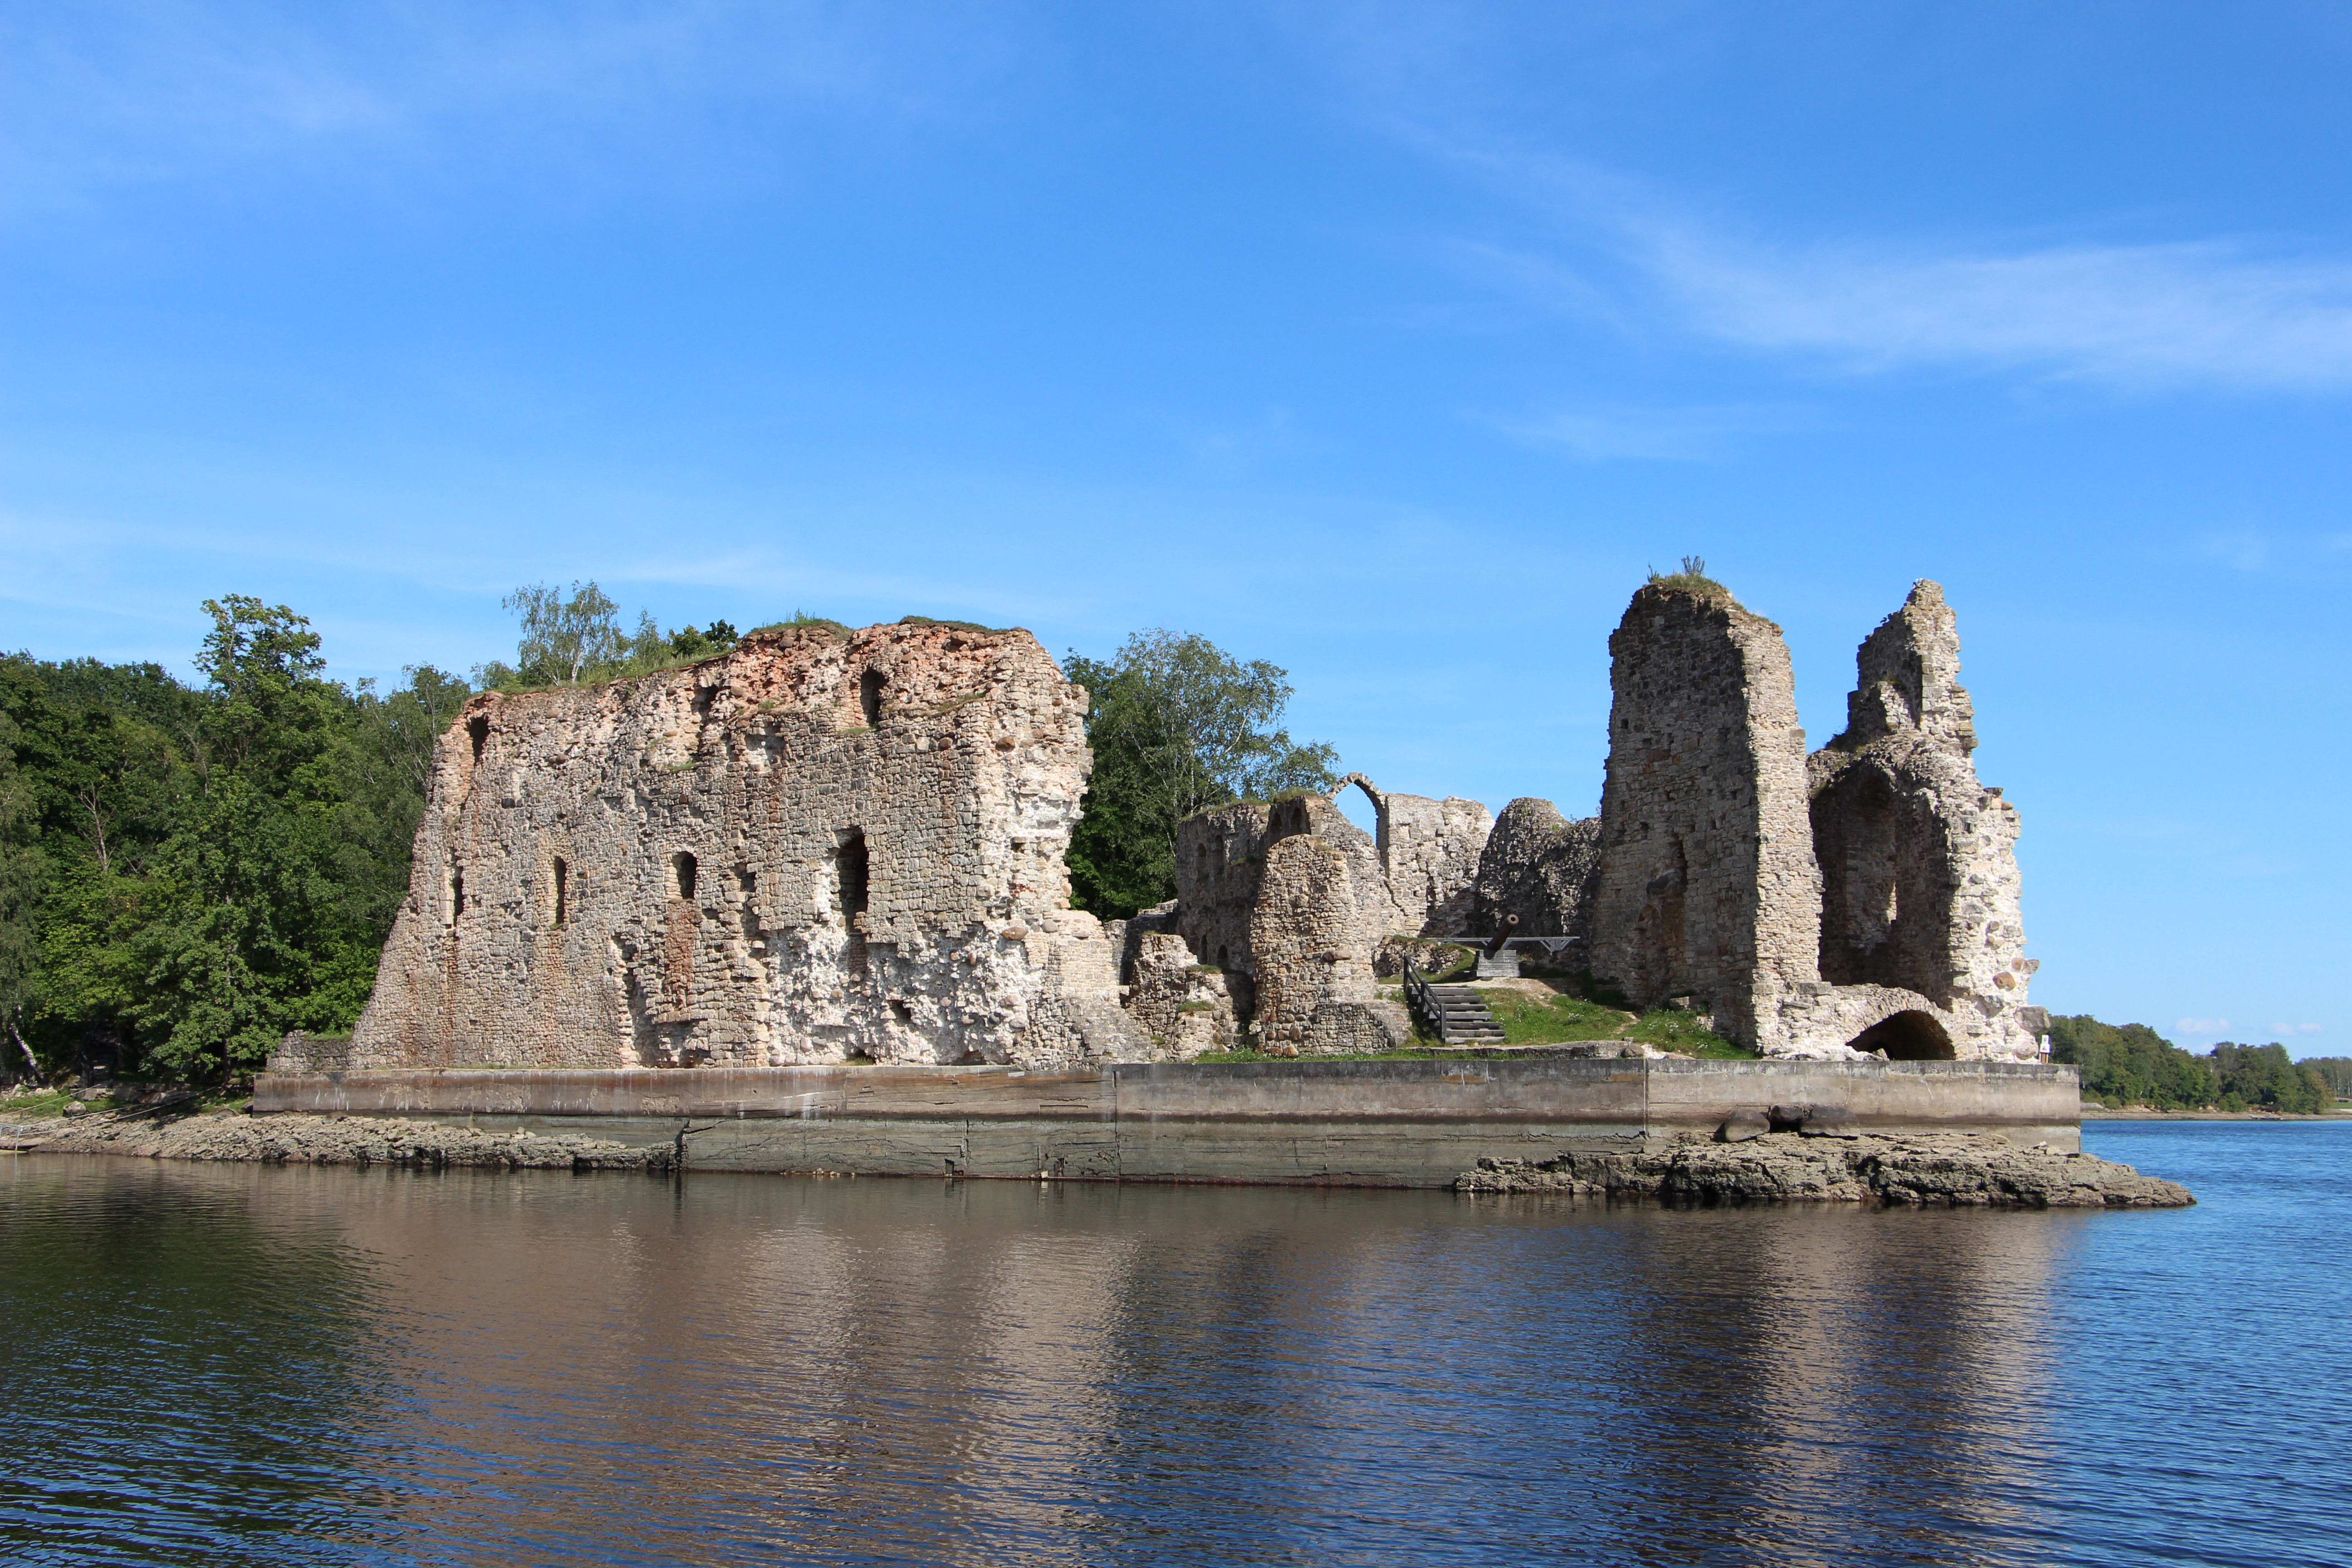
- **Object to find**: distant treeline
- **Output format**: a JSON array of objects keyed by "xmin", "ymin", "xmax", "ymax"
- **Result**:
[
  {"xmin": 0, "ymin": 586, "xmax": 746, "ymax": 1085},
  {"xmin": 2052, "ymin": 1016, "xmax": 2341, "ymax": 1113}
]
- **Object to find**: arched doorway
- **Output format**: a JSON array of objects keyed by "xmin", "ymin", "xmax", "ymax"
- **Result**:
[{"xmin": 1847, "ymin": 1009, "xmax": 1955, "ymax": 1060}]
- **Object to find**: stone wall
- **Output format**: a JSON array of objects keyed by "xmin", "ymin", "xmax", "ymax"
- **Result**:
[
  {"xmin": 1245, "ymin": 834, "xmax": 1410, "ymax": 1054},
  {"xmin": 1586, "ymin": 585, "xmax": 1824, "ymax": 1050},
  {"xmin": 350, "ymin": 620, "xmax": 1148, "ymax": 1071},
  {"xmin": 1335, "ymin": 774, "xmax": 1493, "ymax": 936},
  {"xmin": 1470, "ymin": 798, "xmax": 1602, "ymax": 941},
  {"xmin": 1802, "ymin": 582, "xmax": 2039, "ymax": 1058},
  {"xmin": 1124, "ymin": 933, "xmax": 1241, "ymax": 1057}
]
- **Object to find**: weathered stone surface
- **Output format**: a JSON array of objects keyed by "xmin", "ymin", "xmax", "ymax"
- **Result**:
[
  {"xmin": 1718, "ymin": 1108, "xmax": 1769, "ymax": 1142},
  {"xmin": 342, "ymin": 620, "xmax": 1148, "ymax": 1073},
  {"xmin": 1124, "ymin": 932, "xmax": 1240, "ymax": 1057},
  {"xmin": 1336, "ymin": 774, "xmax": 1493, "ymax": 937},
  {"xmin": 1246, "ymin": 833, "xmax": 1409, "ymax": 1053},
  {"xmin": 1470, "ymin": 797, "xmax": 1601, "ymax": 941},
  {"xmin": 1802, "ymin": 581, "xmax": 2037, "ymax": 1058},
  {"xmin": 1586, "ymin": 585, "xmax": 1823, "ymax": 1053},
  {"xmin": 24, "ymin": 1107, "xmax": 666, "ymax": 1170},
  {"xmin": 1456, "ymin": 1132, "xmax": 2193, "ymax": 1207}
]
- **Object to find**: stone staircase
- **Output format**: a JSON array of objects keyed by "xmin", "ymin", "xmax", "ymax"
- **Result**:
[{"xmin": 1407, "ymin": 975, "xmax": 1508, "ymax": 1046}]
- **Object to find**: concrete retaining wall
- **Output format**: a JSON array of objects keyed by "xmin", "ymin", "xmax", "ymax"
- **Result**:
[{"xmin": 252, "ymin": 1058, "xmax": 2079, "ymax": 1188}]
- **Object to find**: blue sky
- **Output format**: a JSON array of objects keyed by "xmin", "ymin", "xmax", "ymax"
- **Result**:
[{"xmin": 5, "ymin": 2, "xmax": 2348, "ymax": 1054}]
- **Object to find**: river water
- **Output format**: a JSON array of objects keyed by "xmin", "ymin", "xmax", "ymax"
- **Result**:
[{"xmin": 1, "ymin": 1122, "xmax": 2345, "ymax": 1567}]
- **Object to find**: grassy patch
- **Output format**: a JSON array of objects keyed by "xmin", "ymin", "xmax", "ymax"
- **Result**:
[
  {"xmin": 1190, "ymin": 1046, "xmax": 1465, "ymax": 1064},
  {"xmin": 1629, "ymin": 1009, "xmax": 1752, "ymax": 1056},
  {"xmin": 1482, "ymin": 989, "xmax": 1635, "ymax": 1045},
  {"xmin": 1644, "ymin": 554, "xmax": 1737, "ymax": 606}
]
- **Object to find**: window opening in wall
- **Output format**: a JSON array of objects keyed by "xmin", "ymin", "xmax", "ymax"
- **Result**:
[
  {"xmin": 468, "ymin": 715, "xmax": 489, "ymax": 763},
  {"xmin": 671, "ymin": 851, "xmax": 698, "ymax": 902},
  {"xmin": 888, "ymin": 999, "xmax": 913, "ymax": 1026},
  {"xmin": 837, "ymin": 828, "xmax": 870, "ymax": 975},
  {"xmin": 859, "ymin": 669, "xmax": 885, "ymax": 726},
  {"xmin": 450, "ymin": 866, "xmax": 464, "ymax": 922},
  {"xmin": 553, "ymin": 858, "xmax": 568, "ymax": 926}
]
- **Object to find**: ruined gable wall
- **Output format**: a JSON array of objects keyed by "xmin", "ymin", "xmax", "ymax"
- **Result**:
[
  {"xmin": 1804, "ymin": 582, "xmax": 2036, "ymax": 1059},
  {"xmin": 1351, "ymin": 778, "xmax": 1493, "ymax": 937},
  {"xmin": 1471, "ymin": 798, "xmax": 1602, "ymax": 941},
  {"xmin": 351, "ymin": 621, "xmax": 1145, "ymax": 1071},
  {"xmin": 1245, "ymin": 833, "xmax": 1409, "ymax": 1053},
  {"xmin": 1586, "ymin": 586, "xmax": 1823, "ymax": 1049}
]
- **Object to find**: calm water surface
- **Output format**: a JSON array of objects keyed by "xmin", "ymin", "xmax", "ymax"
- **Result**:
[{"xmin": 2, "ymin": 1122, "xmax": 2346, "ymax": 1567}]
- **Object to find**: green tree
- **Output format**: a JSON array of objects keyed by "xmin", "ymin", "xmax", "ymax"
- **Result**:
[
  {"xmin": 1064, "ymin": 630, "xmax": 1338, "ymax": 919},
  {"xmin": 0, "ymin": 708, "xmax": 44, "ymax": 1078},
  {"xmin": 2210, "ymin": 1042, "xmax": 2331, "ymax": 1114},
  {"xmin": 2049, "ymin": 1015, "xmax": 2220, "ymax": 1109},
  {"xmin": 483, "ymin": 580, "xmax": 624, "ymax": 687}
]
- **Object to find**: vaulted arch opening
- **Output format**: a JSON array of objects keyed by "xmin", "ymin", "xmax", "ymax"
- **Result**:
[{"xmin": 1847, "ymin": 1010, "xmax": 1955, "ymax": 1060}]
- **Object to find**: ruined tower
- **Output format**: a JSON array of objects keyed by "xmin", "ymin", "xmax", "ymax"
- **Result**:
[
  {"xmin": 1806, "ymin": 581, "xmax": 2038, "ymax": 1058},
  {"xmin": 1585, "ymin": 583, "xmax": 1824, "ymax": 1050},
  {"xmin": 348, "ymin": 620, "xmax": 1147, "ymax": 1071}
]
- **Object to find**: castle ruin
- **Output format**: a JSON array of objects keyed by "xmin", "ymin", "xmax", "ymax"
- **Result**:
[{"xmin": 335, "ymin": 580, "xmax": 2041, "ymax": 1074}]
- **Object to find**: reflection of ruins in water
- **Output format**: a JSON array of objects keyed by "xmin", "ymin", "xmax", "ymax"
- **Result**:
[{"xmin": 190, "ymin": 1166, "xmax": 2079, "ymax": 1565}]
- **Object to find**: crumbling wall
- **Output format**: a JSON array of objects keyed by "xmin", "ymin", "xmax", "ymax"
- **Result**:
[
  {"xmin": 1245, "ymin": 834, "xmax": 1409, "ymax": 1054},
  {"xmin": 1336, "ymin": 775, "xmax": 1493, "ymax": 936},
  {"xmin": 1124, "ymin": 932, "xmax": 1240, "ymax": 1056},
  {"xmin": 1804, "ymin": 582, "xmax": 2038, "ymax": 1058},
  {"xmin": 1470, "ymin": 797, "xmax": 1601, "ymax": 941},
  {"xmin": 351, "ymin": 620, "xmax": 1149, "ymax": 1071},
  {"xmin": 1586, "ymin": 585, "xmax": 1824, "ymax": 1050}
]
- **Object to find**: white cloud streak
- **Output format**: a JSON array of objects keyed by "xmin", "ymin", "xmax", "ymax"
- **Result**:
[{"xmin": 1636, "ymin": 228, "xmax": 2352, "ymax": 392}]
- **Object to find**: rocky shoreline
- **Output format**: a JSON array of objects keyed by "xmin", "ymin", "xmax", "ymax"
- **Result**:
[
  {"xmin": 4, "ymin": 1107, "xmax": 668, "ymax": 1171},
  {"xmin": 1457, "ymin": 1130, "xmax": 2195, "ymax": 1207},
  {"xmin": 6, "ymin": 1107, "xmax": 2193, "ymax": 1205}
]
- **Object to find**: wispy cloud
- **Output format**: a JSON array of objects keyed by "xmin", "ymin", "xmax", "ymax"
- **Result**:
[
  {"xmin": 2176, "ymin": 1017, "xmax": 2233, "ymax": 1036},
  {"xmin": 1493, "ymin": 400, "xmax": 1815, "ymax": 461},
  {"xmin": 0, "ymin": 0, "xmax": 1026, "ymax": 211},
  {"xmin": 1636, "ymin": 228, "xmax": 2352, "ymax": 392},
  {"xmin": 2270, "ymin": 1022, "xmax": 2325, "ymax": 1037}
]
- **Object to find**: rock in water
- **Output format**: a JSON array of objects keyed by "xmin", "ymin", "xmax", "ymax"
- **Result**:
[{"xmin": 1457, "ymin": 1131, "xmax": 2194, "ymax": 1208}]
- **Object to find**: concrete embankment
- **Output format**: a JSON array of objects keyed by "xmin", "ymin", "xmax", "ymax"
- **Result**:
[
  {"xmin": 5, "ymin": 1058, "xmax": 2195, "ymax": 1206},
  {"xmin": 243, "ymin": 1057, "xmax": 2086, "ymax": 1186}
]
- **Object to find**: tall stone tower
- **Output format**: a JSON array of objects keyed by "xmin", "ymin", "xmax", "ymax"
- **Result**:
[{"xmin": 1586, "ymin": 583, "xmax": 1824, "ymax": 1050}]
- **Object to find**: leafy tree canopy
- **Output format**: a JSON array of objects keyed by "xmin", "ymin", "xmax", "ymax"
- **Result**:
[
  {"xmin": 2051, "ymin": 1014, "xmax": 2333, "ymax": 1113},
  {"xmin": 1064, "ymin": 630, "xmax": 1338, "ymax": 920}
]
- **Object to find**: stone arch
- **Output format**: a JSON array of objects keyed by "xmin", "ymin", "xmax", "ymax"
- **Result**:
[
  {"xmin": 1846, "ymin": 1009, "xmax": 1954, "ymax": 1060},
  {"xmin": 1333, "ymin": 772, "xmax": 1389, "ymax": 852}
]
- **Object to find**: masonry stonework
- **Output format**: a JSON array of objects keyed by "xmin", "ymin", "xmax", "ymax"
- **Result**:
[
  {"xmin": 349, "ymin": 621, "xmax": 1147, "ymax": 1071},
  {"xmin": 339, "ymin": 578, "xmax": 2040, "ymax": 1076},
  {"xmin": 1585, "ymin": 585, "xmax": 1823, "ymax": 1051}
]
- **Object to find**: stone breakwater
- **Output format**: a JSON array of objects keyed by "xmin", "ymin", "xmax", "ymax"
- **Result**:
[
  {"xmin": 1457, "ymin": 1131, "xmax": 2193, "ymax": 1207},
  {"xmin": 7, "ymin": 1109, "xmax": 666, "ymax": 1171}
]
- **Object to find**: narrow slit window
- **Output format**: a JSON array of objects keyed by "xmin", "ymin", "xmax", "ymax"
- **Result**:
[
  {"xmin": 450, "ymin": 866, "xmax": 465, "ymax": 922},
  {"xmin": 671, "ymin": 851, "xmax": 698, "ymax": 902},
  {"xmin": 468, "ymin": 714, "xmax": 489, "ymax": 763},
  {"xmin": 859, "ymin": 670, "xmax": 885, "ymax": 726},
  {"xmin": 553, "ymin": 858, "xmax": 568, "ymax": 926}
]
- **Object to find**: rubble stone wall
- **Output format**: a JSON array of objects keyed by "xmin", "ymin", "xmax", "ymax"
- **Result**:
[
  {"xmin": 1586, "ymin": 586, "xmax": 1825, "ymax": 1050},
  {"xmin": 350, "ymin": 621, "xmax": 1147, "ymax": 1071},
  {"xmin": 1337, "ymin": 775, "xmax": 1493, "ymax": 936},
  {"xmin": 1803, "ymin": 582, "xmax": 2038, "ymax": 1058},
  {"xmin": 1470, "ymin": 797, "xmax": 1602, "ymax": 942},
  {"xmin": 1245, "ymin": 834, "xmax": 1410, "ymax": 1053}
]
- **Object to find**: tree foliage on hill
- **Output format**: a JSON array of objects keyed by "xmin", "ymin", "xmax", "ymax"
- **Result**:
[
  {"xmin": 2050, "ymin": 1015, "xmax": 2333, "ymax": 1112},
  {"xmin": 2, "ymin": 589, "xmax": 744, "ymax": 1085},
  {"xmin": 471, "ymin": 580, "xmax": 740, "ymax": 691},
  {"xmin": 1063, "ymin": 630, "xmax": 1338, "ymax": 920}
]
